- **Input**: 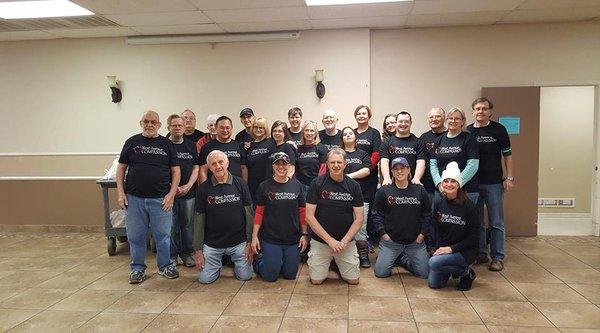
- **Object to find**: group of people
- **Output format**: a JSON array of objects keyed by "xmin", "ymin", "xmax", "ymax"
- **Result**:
[{"xmin": 116, "ymin": 97, "xmax": 514, "ymax": 291}]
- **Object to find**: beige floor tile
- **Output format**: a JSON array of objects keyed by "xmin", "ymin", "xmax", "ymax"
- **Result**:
[
  {"xmin": 569, "ymin": 284, "xmax": 600, "ymax": 304},
  {"xmin": 487, "ymin": 326, "xmax": 560, "ymax": 332},
  {"xmin": 8, "ymin": 310, "xmax": 97, "ymax": 332},
  {"xmin": 55, "ymin": 246, "xmax": 107, "ymax": 259},
  {"xmin": 401, "ymin": 275, "xmax": 466, "ymax": 299},
  {"xmin": 0, "ymin": 269, "xmax": 17, "ymax": 279},
  {"xmin": 463, "ymin": 281, "xmax": 527, "ymax": 301},
  {"xmin": 51, "ymin": 289, "xmax": 128, "ymax": 312},
  {"xmin": 75, "ymin": 312, "xmax": 157, "ymax": 333},
  {"xmin": 559, "ymin": 329, "xmax": 600, "ymax": 333},
  {"xmin": 37, "ymin": 271, "xmax": 106, "ymax": 289},
  {"xmin": 286, "ymin": 294, "xmax": 348, "ymax": 319},
  {"xmin": 223, "ymin": 292, "xmax": 290, "ymax": 317},
  {"xmin": 0, "ymin": 270, "xmax": 63, "ymax": 288},
  {"xmin": 417, "ymin": 323, "xmax": 488, "ymax": 332},
  {"xmin": 349, "ymin": 276, "xmax": 406, "ymax": 297},
  {"xmin": 133, "ymin": 274, "xmax": 194, "ymax": 292},
  {"xmin": 472, "ymin": 267, "xmax": 510, "ymax": 283},
  {"xmin": 554, "ymin": 244, "xmax": 600, "ymax": 257},
  {"xmin": 534, "ymin": 302, "xmax": 600, "ymax": 329},
  {"xmin": 349, "ymin": 320, "xmax": 417, "ymax": 332},
  {"xmin": 503, "ymin": 253, "xmax": 542, "ymax": 267},
  {"xmin": 142, "ymin": 313, "xmax": 218, "ymax": 333},
  {"xmin": 1, "ymin": 258, "xmax": 49, "ymax": 271},
  {"xmin": 470, "ymin": 301, "xmax": 553, "ymax": 327},
  {"xmin": 105, "ymin": 291, "xmax": 179, "ymax": 314},
  {"xmin": 410, "ymin": 298, "xmax": 482, "ymax": 324},
  {"xmin": 573, "ymin": 255, "xmax": 600, "ymax": 268},
  {"xmin": 293, "ymin": 275, "xmax": 349, "ymax": 295},
  {"xmin": 0, "ymin": 308, "xmax": 40, "ymax": 331},
  {"xmin": 513, "ymin": 283, "xmax": 590, "ymax": 303},
  {"xmin": 501, "ymin": 266, "xmax": 563, "ymax": 283},
  {"xmin": 84, "ymin": 271, "xmax": 136, "ymax": 291},
  {"xmin": 530, "ymin": 254, "xmax": 590, "ymax": 269},
  {"xmin": 548, "ymin": 268, "xmax": 600, "ymax": 284},
  {"xmin": 1, "ymin": 288, "xmax": 77, "ymax": 310},
  {"xmin": 68, "ymin": 257, "xmax": 128, "ymax": 273},
  {"xmin": 279, "ymin": 317, "xmax": 347, "ymax": 332},
  {"xmin": 349, "ymin": 295, "xmax": 412, "ymax": 321},
  {"xmin": 210, "ymin": 315, "xmax": 281, "ymax": 333},
  {"xmin": 164, "ymin": 291, "xmax": 234, "ymax": 315},
  {"xmin": 186, "ymin": 277, "xmax": 244, "ymax": 293},
  {"xmin": 0, "ymin": 287, "xmax": 27, "ymax": 302},
  {"xmin": 239, "ymin": 277, "xmax": 296, "ymax": 294}
]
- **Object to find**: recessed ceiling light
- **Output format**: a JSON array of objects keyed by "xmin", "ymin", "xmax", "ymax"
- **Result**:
[
  {"xmin": 0, "ymin": 0, "xmax": 93, "ymax": 19},
  {"xmin": 305, "ymin": 0, "xmax": 411, "ymax": 6}
]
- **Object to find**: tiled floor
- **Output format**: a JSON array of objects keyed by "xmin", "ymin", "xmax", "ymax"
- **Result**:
[{"xmin": 0, "ymin": 233, "xmax": 599, "ymax": 332}]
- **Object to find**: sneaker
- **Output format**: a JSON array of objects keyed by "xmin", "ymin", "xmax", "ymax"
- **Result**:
[
  {"xmin": 457, "ymin": 267, "xmax": 476, "ymax": 291},
  {"xmin": 358, "ymin": 246, "xmax": 371, "ymax": 268},
  {"xmin": 129, "ymin": 270, "xmax": 146, "ymax": 284},
  {"xmin": 489, "ymin": 259, "xmax": 504, "ymax": 272},
  {"xmin": 182, "ymin": 255, "xmax": 196, "ymax": 268},
  {"xmin": 158, "ymin": 265, "xmax": 180, "ymax": 279},
  {"xmin": 476, "ymin": 254, "xmax": 490, "ymax": 264}
]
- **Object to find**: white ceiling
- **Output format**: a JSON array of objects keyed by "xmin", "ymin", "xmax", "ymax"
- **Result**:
[{"xmin": 1, "ymin": 0, "xmax": 599, "ymax": 41}]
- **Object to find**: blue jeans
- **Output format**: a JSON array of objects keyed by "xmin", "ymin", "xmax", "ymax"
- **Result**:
[
  {"xmin": 477, "ymin": 183, "xmax": 505, "ymax": 260},
  {"xmin": 125, "ymin": 194, "xmax": 173, "ymax": 272},
  {"xmin": 428, "ymin": 252, "xmax": 468, "ymax": 289},
  {"xmin": 255, "ymin": 239, "xmax": 300, "ymax": 282},
  {"xmin": 198, "ymin": 242, "xmax": 252, "ymax": 284},
  {"xmin": 375, "ymin": 239, "xmax": 429, "ymax": 278},
  {"xmin": 170, "ymin": 197, "xmax": 195, "ymax": 260}
]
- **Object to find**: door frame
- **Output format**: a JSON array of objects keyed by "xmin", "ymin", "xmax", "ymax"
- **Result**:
[{"xmin": 534, "ymin": 80, "xmax": 600, "ymax": 236}]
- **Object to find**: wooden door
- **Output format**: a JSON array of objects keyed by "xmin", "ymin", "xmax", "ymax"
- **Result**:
[{"xmin": 481, "ymin": 87, "xmax": 540, "ymax": 236}]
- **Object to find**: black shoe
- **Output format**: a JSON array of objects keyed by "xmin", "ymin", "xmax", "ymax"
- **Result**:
[
  {"xmin": 129, "ymin": 270, "xmax": 146, "ymax": 284},
  {"xmin": 476, "ymin": 254, "xmax": 489, "ymax": 264},
  {"xmin": 457, "ymin": 267, "xmax": 476, "ymax": 291},
  {"xmin": 358, "ymin": 245, "xmax": 371, "ymax": 268},
  {"xmin": 158, "ymin": 265, "xmax": 180, "ymax": 279},
  {"xmin": 182, "ymin": 255, "xmax": 196, "ymax": 268}
]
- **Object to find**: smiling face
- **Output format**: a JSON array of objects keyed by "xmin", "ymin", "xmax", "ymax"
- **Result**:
[
  {"xmin": 442, "ymin": 178, "xmax": 459, "ymax": 196},
  {"xmin": 472, "ymin": 101, "xmax": 492, "ymax": 124},
  {"xmin": 326, "ymin": 152, "xmax": 346, "ymax": 177},
  {"xmin": 342, "ymin": 127, "xmax": 356, "ymax": 149},
  {"xmin": 216, "ymin": 119, "xmax": 232, "ymax": 141},
  {"xmin": 427, "ymin": 108, "xmax": 445, "ymax": 131},
  {"xmin": 322, "ymin": 110, "xmax": 338, "ymax": 131},
  {"xmin": 396, "ymin": 114, "xmax": 412, "ymax": 136},
  {"xmin": 271, "ymin": 125, "xmax": 285, "ymax": 144},
  {"xmin": 384, "ymin": 115, "xmax": 397, "ymax": 135},
  {"xmin": 446, "ymin": 111, "xmax": 465, "ymax": 133},
  {"xmin": 273, "ymin": 160, "xmax": 289, "ymax": 178},
  {"xmin": 392, "ymin": 164, "xmax": 410, "ymax": 182},
  {"xmin": 288, "ymin": 113, "xmax": 302, "ymax": 130},
  {"xmin": 240, "ymin": 114, "xmax": 254, "ymax": 130},
  {"xmin": 208, "ymin": 152, "xmax": 229, "ymax": 180},
  {"xmin": 140, "ymin": 111, "xmax": 161, "ymax": 137},
  {"xmin": 355, "ymin": 107, "xmax": 370, "ymax": 125},
  {"xmin": 302, "ymin": 122, "xmax": 317, "ymax": 144}
]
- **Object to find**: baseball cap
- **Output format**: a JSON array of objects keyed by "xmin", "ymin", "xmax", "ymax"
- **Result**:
[
  {"xmin": 240, "ymin": 108, "xmax": 254, "ymax": 117},
  {"xmin": 391, "ymin": 157, "xmax": 410, "ymax": 169},
  {"xmin": 272, "ymin": 152, "xmax": 290, "ymax": 164}
]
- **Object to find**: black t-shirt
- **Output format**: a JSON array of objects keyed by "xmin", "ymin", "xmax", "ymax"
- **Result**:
[
  {"xmin": 296, "ymin": 144, "xmax": 328, "ymax": 186},
  {"xmin": 306, "ymin": 174, "xmax": 364, "ymax": 243},
  {"xmin": 173, "ymin": 139, "xmax": 200, "ymax": 199},
  {"xmin": 466, "ymin": 121, "xmax": 511, "ymax": 185},
  {"xmin": 199, "ymin": 139, "xmax": 246, "ymax": 179},
  {"xmin": 246, "ymin": 139, "xmax": 274, "ymax": 202},
  {"xmin": 318, "ymin": 129, "xmax": 342, "ymax": 151},
  {"xmin": 118, "ymin": 134, "xmax": 179, "ymax": 198},
  {"xmin": 344, "ymin": 149, "xmax": 371, "ymax": 200},
  {"xmin": 235, "ymin": 129, "xmax": 253, "ymax": 149},
  {"xmin": 432, "ymin": 195, "xmax": 478, "ymax": 264},
  {"xmin": 266, "ymin": 142, "xmax": 297, "ymax": 178},
  {"xmin": 256, "ymin": 178, "xmax": 306, "ymax": 245},
  {"xmin": 419, "ymin": 130, "xmax": 447, "ymax": 192},
  {"xmin": 372, "ymin": 183, "xmax": 431, "ymax": 244},
  {"xmin": 167, "ymin": 129, "xmax": 204, "ymax": 143},
  {"xmin": 432, "ymin": 132, "xmax": 479, "ymax": 193},
  {"xmin": 355, "ymin": 126, "xmax": 382, "ymax": 201},
  {"xmin": 379, "ymin": 134, "xmax": 426, "ymax": 177},
  {"xmin": 197, "ymin": 175, "xmax": 252, "ymax": 248},
  {"xmin": 289, "ymin": 130, "xmax": 302, "ymax": 148}
]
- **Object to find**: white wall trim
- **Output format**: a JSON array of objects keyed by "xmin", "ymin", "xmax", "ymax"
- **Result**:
[
  {"xmin": 0, "ymin": 176, "xmax": 101, "ymax": 181},
  {"xmin": 0, "ymin": 152, "xmax": 119, "ymax": 157},
  {"xmin": 537, "ymin": 212, "xmax": 594, "ymax": 236}
]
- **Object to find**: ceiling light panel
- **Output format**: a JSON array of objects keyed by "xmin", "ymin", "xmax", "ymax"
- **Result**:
[{"xmin": 0, "ymin": 0, "xmax": 93, "ymax": 19}]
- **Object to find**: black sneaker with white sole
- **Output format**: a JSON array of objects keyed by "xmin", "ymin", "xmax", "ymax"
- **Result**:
[
  {"xmin": 129, "ymin": 270, "xmax": 146, "ymax": 284},
  {"xmin": 457, "ymin": 266, "xmax": 476, "ymax": 291},
  {"xmin": 158, "ymin": 265, "xmax": 180, "ymax": 279}
]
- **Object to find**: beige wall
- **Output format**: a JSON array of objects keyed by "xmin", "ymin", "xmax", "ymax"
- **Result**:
[
  {"xmin": 539, "ymin": 86, "xmax": 595, "ymax": 214},
  {"xmin": 370, "ymin": 21, "xmax": 600, "ymax": 135}
]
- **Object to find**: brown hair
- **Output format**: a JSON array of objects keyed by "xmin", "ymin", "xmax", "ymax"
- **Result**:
[
  {"xmin": 447, "ymin": 188, "xmax": 469, "ymax": 206},
  {"xmin": 382, "ymin": 113, "xmax": 396, "ymax": 140},
  {"xmin": 287, "ymin": 107, "xmax": 302, "ymax": 118},
  {"xmin": 340, "ymin": 126, "xmax": 357, "ymax": 150},
  {"xmin": 271, "ymin": 120, "xmax": 290, "ymax": 142},
  {"xmin": 167, "ymin": 114, "xmax": 182, "ymax": 126},
  {"xmin": 471, "ymin": 97, "xmax": 494, "ymax": 110},
  {"xmin": 354, "ymin": 105, "xmax": 372, "ymax": 118}
]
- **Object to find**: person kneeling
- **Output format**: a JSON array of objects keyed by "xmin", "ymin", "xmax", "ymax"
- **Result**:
[
  {"xmin": 428, "ymin": 162, "xmax": 478, "ymax": 291},
  {"xmin": 193, "ymin": 150, "xmax": 254, "ymax": 284},
  {"xmin": 305, "ymin": 148, "xmax": 364, "ymax": 285},
  {"xmin": 372, "ymin": 157, "xmax": 431, "ymax": 279},
  {"xmin": 251, "ymin": 152, "xmax": 308, "ymax": 282}
]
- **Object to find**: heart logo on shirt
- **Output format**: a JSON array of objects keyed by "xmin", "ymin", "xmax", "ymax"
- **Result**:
[
  {"xmin": 426, "ymin": 142, "xmax": 435, "ymax": 151},
  {"xmin": 133, "ymin": 145, "xmax": 142, "ymax": 153},
  {"xmin": 321, "ymin": 190, "xmax": 330, "ymax": 199},
  {"xmin": 268, "ymin": 192, "xmax": 276, "ymax": 201},
  {"xmin": 387, "ymin": 196, "xmax": 395, "ymax": 205},
  {"xmin": 206, "ymin": 196, "xmax": 216, "ymax": 205}
]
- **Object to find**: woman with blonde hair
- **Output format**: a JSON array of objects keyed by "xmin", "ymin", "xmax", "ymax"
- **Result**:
[
  {"xmin": 295, "ymin": 120, "xmax": 328, "ymax": 188},
  {"xmin": 246, "ymin": 117, "xmax": 271, "ymax": 202}
]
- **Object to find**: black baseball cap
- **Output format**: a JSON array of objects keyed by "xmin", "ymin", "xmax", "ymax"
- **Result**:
[{"xmin": 240, "ymin": 108, "xmax": 254, "ymax": 117}]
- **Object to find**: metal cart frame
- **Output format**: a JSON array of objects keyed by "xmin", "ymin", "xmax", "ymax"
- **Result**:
[{"xmin": 96, "ymin": 179, "xmax": 127, "ymax": 255}]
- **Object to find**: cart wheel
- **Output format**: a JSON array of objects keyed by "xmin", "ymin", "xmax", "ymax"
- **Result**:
[
  {"xmin": 107, "ymin": 237, "xmax": 117, "ymax": 256},
  {"xmin": 117, "ymin": 236, "xmax": 128, "ymax": 243}
]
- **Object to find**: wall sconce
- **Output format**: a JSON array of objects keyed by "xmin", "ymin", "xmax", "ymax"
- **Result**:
[
  {"xmin": 315, "ymin": 69, "xmax": 325, "ymax": 99},
  {"xmin": 107, "ymin": 75, "xmax": 122, "ymax": 103}
]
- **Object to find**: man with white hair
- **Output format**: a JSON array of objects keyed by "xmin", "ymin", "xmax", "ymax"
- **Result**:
[
  {"xmin": 166, "ymin": 109, "xmax": 204, "ymax": 143},
  {"xmin": 319, "ymin": 109, "xmax": 342, "ymax": 151},
  {"xmin": 193, "ymin": 150, "xmax": 254, "ymax": 284},
  {"xmin": 196, "ymin": 113, "xmax": 219, "ymax": 154}
]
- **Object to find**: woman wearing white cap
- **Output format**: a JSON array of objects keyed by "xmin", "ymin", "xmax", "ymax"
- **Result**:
[{"xmin": 428, "ymin": 162, "xmax": 478, "ymax": 291}]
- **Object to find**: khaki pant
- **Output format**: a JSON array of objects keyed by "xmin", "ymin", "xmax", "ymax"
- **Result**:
[{"xmin": 307, "ymin": 239, "xmax": 360, "ymax": 281}]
